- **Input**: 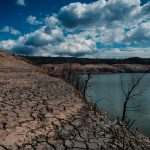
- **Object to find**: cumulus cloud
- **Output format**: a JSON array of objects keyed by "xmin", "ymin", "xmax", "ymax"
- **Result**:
[
  {"xmin": 26, "ymin": 15, "xmax": 42, "ymax": 25},
  {"xmin": 58, "ymin": 0, "xmax": 141, "ymax": 28},
  {"xmin": 16, "ymin": 0, "xmax": 26, "ymax": 6},
  {"xmin": 0, "ymin": 40, "xmax": 17, "ymax": 50},
  {"xmin": 44, "ymin": 16, "xmax": 59, "ymax": 27},
  {"xmin": 98, "ymin": 47, "xmax": 150, "ymax": 58},
  {"xmin": 51, "ymin": 34, "xmax": 96, "ymax": 56},
  {"xmin": 0, "ymin": 24, "xmax": 65, "ymax": 56},
  {"xmin": 95, "ymin": 27, "xmax": 125, "ymax": 44},
  {"xmin": 0, "ymin": 26, "xmax": 21, "ymax": 35},
  {"xmin": 125, "ymin": 22, "xmax": 150, "ymax": 44},
  {"xmin": 0, "ymin": 0, "xmax": 150, "ymax": 58},
  {"xmin": 0, "ymin": 24, "xmax": 96, "ymax": 56},
  {"xmin": 58, "ymin": 0, "xmax": 150, "ymax": 46},
  {"xmin": 140, "ymin": 1, "xmax": 150, "ymax": 16},
  {"xmin": 25, "ymin": 26, "xmax": 64, "ymax": 46}
]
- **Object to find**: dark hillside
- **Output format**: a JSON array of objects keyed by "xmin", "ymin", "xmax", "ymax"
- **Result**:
[{"xmin": 22, "ymin": 56, "xmax": 150, "ymax": 65}]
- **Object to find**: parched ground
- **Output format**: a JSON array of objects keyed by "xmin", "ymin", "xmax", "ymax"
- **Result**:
[{"xmin": 0, "ymin": 51, "xmax": 150, "ymax": 150}]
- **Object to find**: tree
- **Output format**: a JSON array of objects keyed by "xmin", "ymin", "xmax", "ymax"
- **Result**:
[
  {"xmin": 82, "ymin": 73, "xmax": 93, "ymax": 97},
  {"xmin": 120, "ymin": 73, "xmax": 145, "ymax": 125},
  {"xmin": 61, "ymin": 63, "xmax": 93, "ymax": 98}
]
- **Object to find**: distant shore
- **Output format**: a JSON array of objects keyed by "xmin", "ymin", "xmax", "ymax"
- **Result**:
[
  {"xmin": 40, "ymin": 63, "xmax": 150, "ymax": 76},
  {"xmin": 20, "ymin": 56, "xmax": 150, "ymax": 74}
]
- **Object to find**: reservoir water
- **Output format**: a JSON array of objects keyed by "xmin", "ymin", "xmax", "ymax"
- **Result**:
[{"xmin": 87, "ymin": 73, "xmax": 150, "ymax": 137}]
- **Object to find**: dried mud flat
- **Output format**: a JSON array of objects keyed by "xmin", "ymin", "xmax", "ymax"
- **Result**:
[{"xmin": 0, "ymin": 51, "xmax": 150, "ymax": 150}]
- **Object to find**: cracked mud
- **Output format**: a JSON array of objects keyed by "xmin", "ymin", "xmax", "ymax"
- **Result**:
[{"xmin": 0, "ymin": 51, "xmax": 150, "ymax": 150}]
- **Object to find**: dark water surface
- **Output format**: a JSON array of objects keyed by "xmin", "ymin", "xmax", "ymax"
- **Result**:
[{"xmin": 87, "ymin": 73, "xmax": 150, "ymax": 137}]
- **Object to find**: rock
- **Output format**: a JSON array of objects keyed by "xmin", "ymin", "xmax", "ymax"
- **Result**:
[
  {"xmin": 73, "ymin": 141, "xmax": 87, "ymax": 149},
  {"xmin": 35, "ymin": 142, "xmax": 54, "ymax": 150},
  {"xmin": 71, "ymin": 119, "xmax": 82, "ymax": 127},
  {"xmin": 65, "ymin": 140, "xmax": 74, "ymax": 148}
]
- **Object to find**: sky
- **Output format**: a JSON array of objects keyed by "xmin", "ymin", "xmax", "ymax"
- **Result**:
[{"xmin": 0, "ymin": 0, "xmax": 150, "ymax": 58}]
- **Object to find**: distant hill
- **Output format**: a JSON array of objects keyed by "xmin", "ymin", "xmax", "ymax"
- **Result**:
[{"xmin": 21, "ymin": 56, "xmax": 150, "ymax": 65}]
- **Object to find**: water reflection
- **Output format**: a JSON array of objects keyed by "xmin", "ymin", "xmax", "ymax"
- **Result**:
[{"xmin": 87, "ymin": 73, "xmax": 150, "ymax": 136}]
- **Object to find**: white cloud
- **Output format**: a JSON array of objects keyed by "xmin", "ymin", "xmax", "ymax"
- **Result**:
[
  {"xmin": 57, "ymin": 0, "xmax": 150, "ymax": 47},
  {"xmin": 0, "ymin": 26, "xmax": 21, "ymax": 35},
  {"xmin": 58, "ymin": 0, "xmax": 141, "ymax": 28},
  {"xmin": 125, "ymin": 22, "xmax": 150, "ymax": 44},
  {"xmin": 97, "ymin": 47, "xmax": 150, "ymax": 58},
  {"xmin": 44, "ymin": 16, "xmax": 58, "ymax": 26},
  {"xmin": 0, "ymin": 40, "xmax": 17, "ymax": 50},
  {"xmin": 24, "ymin": 26, "xmax": 64, "ymax": 46},
  {"xmin": 0, "ymin": 24, "xmax": 65, "ymax": 55},
  {"xmin": 95, "ymin": 27, "xmax": 125, "ymax": 44},
  {"xmin": 0, "ymin": 25, "xmax": 96, "ymax": 56},
  {"xmin": 16, "ymin": 0, "xmax": 26, "ymax": 6},
  {"xmin": 26, "ymin": 15, "xmax": 42, "ymax": 25},
  {"xmin": 1, "ymin": 0, "xmax": 150, "ymax": 58},
  {"xmin": 51, "ymin": 34, "xmax": 96, "ymax": 56}
]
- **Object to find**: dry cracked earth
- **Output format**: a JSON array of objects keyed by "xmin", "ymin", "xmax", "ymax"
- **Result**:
[{"xmin": 0, "ymin": 51, "xmax": 150, "ymax": 150}]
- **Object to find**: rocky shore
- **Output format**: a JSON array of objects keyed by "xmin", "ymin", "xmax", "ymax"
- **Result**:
[{"xmin": 0, "ymin": 51, "xmax": 150, "ymax": 149}]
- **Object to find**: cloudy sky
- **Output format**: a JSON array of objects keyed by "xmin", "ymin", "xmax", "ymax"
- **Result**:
[{"xmin": 0, "ymin": 0, "xmax": 150, "ymax": 58}]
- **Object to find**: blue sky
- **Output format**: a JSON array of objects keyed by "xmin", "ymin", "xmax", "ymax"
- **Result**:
[{"xmin": 0, "ymin": 0, "xmax": 150, "ymax": 58}]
